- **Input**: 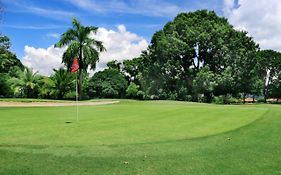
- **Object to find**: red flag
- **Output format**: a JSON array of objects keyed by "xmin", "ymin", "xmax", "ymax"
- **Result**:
[{"xmin": 71, "ymin": 57, "xmax": 79, "ymax": 73}]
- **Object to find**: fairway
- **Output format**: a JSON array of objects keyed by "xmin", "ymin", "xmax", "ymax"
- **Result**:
[{"xmin": 0, "ymin": 100, "xmax": 281, "ymax": 174}]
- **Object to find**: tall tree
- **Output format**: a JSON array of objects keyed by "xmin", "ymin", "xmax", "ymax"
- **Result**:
[
  {"xmin": 192, "ymin": 66, "xmax": 217, "ymax": 103},
  {"xmin": 87, "ymin": 68, "xmax": 128, "ymax": 98},
  {"xmin": 142, "ymin": 10, "xmax": 258, "ymax": 101},
  {"xmin": 55, "ymin": 18, "xmax": 105, "ymax": 100},
  {"xmin": 257, "ymin": 50, "xmax": 281, "ymax": 102},
  {"xmin": 0, "ymin": 35, "xmax": 24, "ymax": 97}
]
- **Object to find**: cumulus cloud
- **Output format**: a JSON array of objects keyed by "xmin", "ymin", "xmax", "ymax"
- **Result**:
[
  {"xmin": 92, "ymin": 25, "xmax": 148, "ymax": 71},
  {"xmin": 224, "ymin": 0, "xmax": 281, "ymax": 51},
  {"xmin": 22, "ymin": 45, "xmax": 66, "ymax": 75},
  {"xmin": 21, "ymin": 25, "xmax": 148, "ymax": 75}
]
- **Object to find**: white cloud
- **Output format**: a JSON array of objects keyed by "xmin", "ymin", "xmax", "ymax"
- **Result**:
[
  {"xmin": 224, "ymin": 0, "xmax": 281, "ymax": 51},
  {"xmin": 92, "ymin": 25, "xmax": 148, "ymax": 71},
  {"xmin": 21, "ymin": 25, "xmax": 148, "ymax": 75},
  {"xmin": 22, "ymin": 45, "xmax": 66, "ymax": 76},
  {"xmin": 47, "ymin": 33, "xmax": 60, "ymax": 39}
]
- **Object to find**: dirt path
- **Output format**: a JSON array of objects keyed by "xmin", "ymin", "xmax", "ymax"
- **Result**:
[{"xmin": 0, "ymin": 101, "xmax": 119, "ymax": 107}]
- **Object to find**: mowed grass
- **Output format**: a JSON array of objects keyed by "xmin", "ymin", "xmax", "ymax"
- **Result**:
[{"xmin": 0, "ymin": 100, "xmax": 280, "ymax": 174}]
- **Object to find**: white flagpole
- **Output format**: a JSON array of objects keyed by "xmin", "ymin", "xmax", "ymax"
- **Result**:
[{"xmin": 76, "ymin": 72, "xmax": 79, "ymax": 121}]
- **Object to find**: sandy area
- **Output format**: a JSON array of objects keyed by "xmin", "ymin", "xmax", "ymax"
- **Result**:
[{"xmin": 0, "ymin": 101, "xmax": 119, "ymax": 107}]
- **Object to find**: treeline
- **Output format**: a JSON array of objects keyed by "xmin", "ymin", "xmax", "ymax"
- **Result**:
[{"xmin": 1, "ymin": 10, "xmax": 281, "ymax": 103}]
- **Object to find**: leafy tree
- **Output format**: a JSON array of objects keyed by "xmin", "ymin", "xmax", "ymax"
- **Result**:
[
  {"xmin": 126, "ymin": 82, "xmax": 139, "ymax": 99},
  {"xmin": 250, "ymin": 78, "xmax": 264, "ymax": 102},
  {"xmin": 142, "ymin": 10, "xmax": 258, "ymax": 102},
  {"xmin": 214, "ymin": 67, "xmax": 234, "ymax": 96},
  {"xmin": 0, "ymin": 35, "xmax": 24, "ymax": 73},
  {"xmin": 257, "ymin": 50, "xmax": 281, "ymax": 102},
  {"xmin": 88, "ymin": 68, "xmax": 128, "ymax": 98},
  {"xmin": 0, "ymin": 73, "xmax": 12, "ymax": 97},
  {"xmin": 55, "ymin": 18, "xmax": 105, "ymax": 100},
  {"xmin": 107, "ymin": 60, "xmax": 121, "ymax": 70},
  {"xmin": 123, "ymin": 57, "xmax": 144, "ymax": 85},
  {"xmin": 0, "ymin": 35, "xmax": 11, "ymax": 52},
  {"xmin": 0, "ymin": 52, "xmax": 24, "ymax": 73},
  {"xmin": 268, "ymin": 76, "xmax": 281, "ymax": 100},
  {"xmin": 193, "ymin": 67, "xmax": 217, "ymax": 103}
]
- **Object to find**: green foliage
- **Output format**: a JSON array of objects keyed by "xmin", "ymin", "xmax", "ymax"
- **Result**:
[
  {"xmin": 212, "ymin": 95, "xmax": 241, "ymax": 104},
  {"xmin": 0, "ymin": 35, "xmax": 24, "ymax": 74},
  {"xmin": 10, "ymin": 68, "xmax": 41, "ymax": 98},
  {"xmin": 126, "ymin": 82, "xmax": 139, "ymax": 99},
  {"xmin": 141, "ymin": 10, "xmax": 259, "ymax": 102},
  {"xmin": 193, "ymin": 66, "xmax": 217, "ymax": 102},
  {"xmin": 51, "ymin": 68, "xmax": 75, "ymax": 99},
  {"xmin": 214, "ymin": 67, "xmax": 234, "ymax": 96},
  {"xmin": 257, "ymin": 50, "xmax": 281, "ymax": 101},
  {"xmin": 107, "ymin": 60, "xmax": 121, "ymax": 70},
  {"xmin": 269, "ymin": 76, "xmax": 281, "ymax": 98},
  {"xmin": 88, "ymin": 69, "xmax": 128, "ymax": 98},
  {"xmin": 0, "ymin": 35, "xmax": 11, "ymax": 52},
  {"xmin": 123, "ymin": 57, "xmax": 144, "ymax": 84},
  {"xmin": 38, "ymin": 76, "xmax": 55, "ymax": 99},
  {"xmin": 63, "ymin": 91, "xmax": 76, "ymax": 100},
  {"xmin": 0, "ymin": 73, "xmax": 12, "ymax": 97}
]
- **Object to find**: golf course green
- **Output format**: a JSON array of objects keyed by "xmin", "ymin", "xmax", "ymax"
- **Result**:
[{"xmin": 0, "ymin": 100, "xmax": 280, "ymax": 174}]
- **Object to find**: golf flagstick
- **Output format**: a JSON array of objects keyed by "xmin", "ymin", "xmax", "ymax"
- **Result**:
[{"xmin": 76, "ymin": 72, "xmax": 79, "ymax": 121}]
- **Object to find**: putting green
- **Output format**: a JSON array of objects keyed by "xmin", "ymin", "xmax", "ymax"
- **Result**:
[{"xmin": 0, "ymin": 101, "xmax": 267, "ymax": 146}]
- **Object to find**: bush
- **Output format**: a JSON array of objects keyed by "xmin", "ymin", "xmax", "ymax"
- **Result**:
[
  {"xmin": 64, "ymin": 91, "xmax": 76, "ymax": 100},
  {"xmin": 126, "ymin": 82, "xmax": 139, "ymax": 99},
  {"xmin": 257, "ymin": 98, "xmax": 265, "ymax": 103},
  {"xmin": 212, "ymin": 96, "xmax": 224, "ymax": 104},
  {"xmin": 136, "ymin": 90, "xmax": 145, "ymax": 100},
  {"xmin": 229, "ymin": 97, "xmax": 241, "ymax": 104},
  {"xmin": 212, "ymin": 95, "xmax": 241, "ymax": 104},
  {"xmin": 168, "ymin": 92, "xmax": 178, "ymax": 100},
  {"xmin": 101, "ymin": 87, "xmax": 119, "ymax": 98}
]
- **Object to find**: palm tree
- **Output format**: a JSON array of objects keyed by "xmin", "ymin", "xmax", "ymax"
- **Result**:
[
  {"xmin": 11, "ymin": 67, "xmax": 40, "ymax": 98},
  {"xmin": 51, "ymin": 68, "xmax": 75, "ymax": 99},
  {"xmin": 55, "ymin": 18, "xmax": 105, "ymax": 100}
]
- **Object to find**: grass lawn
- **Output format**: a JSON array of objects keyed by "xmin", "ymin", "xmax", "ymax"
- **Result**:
[{"xmin": 0, "ymin": 100, "xmax": 280, "ymax": 174}]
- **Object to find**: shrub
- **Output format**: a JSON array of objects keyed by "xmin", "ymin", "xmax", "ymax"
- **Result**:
[
  {"xmin": 136, "ymin": 90, "xmax": 145, "ymax": 100},
  {"xmin": 126, "ymin": 82, "xmax": 139, "ymax": 99},
  {"xmin": 212, "ymin": 96, "xmax": 224, "ymax": 104}
]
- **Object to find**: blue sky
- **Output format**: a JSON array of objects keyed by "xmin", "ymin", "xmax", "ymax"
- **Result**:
[
  {"xmin": 1, "ymin": 0, "xmax": 225, "ymax": 58},
  {"xmin": 1, "ymin": 0, "xmax": 278, "ymax": 75}
]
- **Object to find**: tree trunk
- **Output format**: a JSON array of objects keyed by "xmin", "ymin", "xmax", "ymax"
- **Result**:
[
  {"xmin": 263, "ymin": 85, "xmax": 267, "ymax": 103},
  {"xmin": 243, "ymin": 93, "xmax": 246, "ymax": 104}
]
